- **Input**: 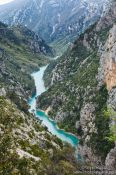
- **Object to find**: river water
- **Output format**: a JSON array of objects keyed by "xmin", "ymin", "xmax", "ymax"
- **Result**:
[{"xmin": 28, "ymin": 66, "xmax": 78, "ymax": 147}]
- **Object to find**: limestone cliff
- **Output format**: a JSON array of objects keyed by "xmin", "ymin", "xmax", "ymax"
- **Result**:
[{"xmin": 98, "ymin": 25, "xmax": 116, "ymax": 91}]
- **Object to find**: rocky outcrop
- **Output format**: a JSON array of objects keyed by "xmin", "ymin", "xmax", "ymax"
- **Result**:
[
  {"xmin": 0, "ymin": 88, "xmax": 6, "ymax": 96},
  {"xmin": 77, "ymin": 144, "xmax": 101, "ymax": 165},
  {"xmin": 16, "ymin": 148, "xmax": 40, "ymax": 161},
  {"xmin": 105, "ymin": 143, "xmax": 116, "ymax": 171},
  {"xmin": 96, "ymin": 0, "xmax": 116, "ymax": 31},
  {"xmin": 80, "ymin": 103, "xmax": 97, "ymax": 143},
  {"xmin": 108, "ymin": 89, "xmax": 116, "ymax": 111}
]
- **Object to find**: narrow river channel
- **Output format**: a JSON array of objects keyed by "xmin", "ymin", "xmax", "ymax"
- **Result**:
[{"xmin": 28, "ymin": 66, "xmax": 78, "ymax": 147}]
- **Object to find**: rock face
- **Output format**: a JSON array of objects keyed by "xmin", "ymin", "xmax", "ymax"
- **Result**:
[
  {"xmin": 98, "ymin": 24, "xmax": 116, "ymax": 91},
  {"xmin": 0, "ymin": 0, "xmax": 109, "ymax": 46},
  {"xmin": 37, "ymin": 0, "xmax": 116, "ymax": 169}
]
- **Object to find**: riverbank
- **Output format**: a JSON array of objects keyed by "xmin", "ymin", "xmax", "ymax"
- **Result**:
[
  {"xmin": 44, "ymin": 107, "xmax": 80, "ymax": 139},
  {"xmin": 37, "ymin": 108, "xmax": 79, "ymax": 142}
]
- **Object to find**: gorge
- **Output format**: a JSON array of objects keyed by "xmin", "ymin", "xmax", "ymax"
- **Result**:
[{"xmin": 0, "ymin": 0, "xmax": 116, "ymax": 174}]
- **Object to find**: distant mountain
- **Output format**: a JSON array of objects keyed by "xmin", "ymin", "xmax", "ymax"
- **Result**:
[{"xmin": 0, "ymin": 0, "xmax": 110, "ymax": 53}]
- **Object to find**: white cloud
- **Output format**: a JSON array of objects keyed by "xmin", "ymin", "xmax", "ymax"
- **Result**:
[{"xmin": 0, "ymin": 0, "xmax": 14, "ymax": 5}]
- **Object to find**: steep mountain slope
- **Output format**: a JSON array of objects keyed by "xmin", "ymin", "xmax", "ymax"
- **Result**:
[
  {"xmin": 0, "ymin": 23, "xmax": 80, "ymax": 175},
  {"xmin": 0, "ymin": 22, "xmax": 53, "ymax": 104},
  {"xmin": 37, "ymin": 0, "xmax": 116, "ymax": 169},
  {"xmin": 0, "ymin": 0, "xmax": 109, "ymax": 53},
  {"xmin": 0, "ymin": 96, "xmax": 80, "ymax": 175}
]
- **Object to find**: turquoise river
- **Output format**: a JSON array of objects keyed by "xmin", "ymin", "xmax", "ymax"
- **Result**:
[{"xmin": 28, "ymin": 66, "xmax": 78, "ymax": 147}]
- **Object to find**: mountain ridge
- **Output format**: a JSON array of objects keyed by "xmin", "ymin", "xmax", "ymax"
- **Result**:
[{"xmin": 0, "ymin": 0, "xmax": 110, "ymax": 54}]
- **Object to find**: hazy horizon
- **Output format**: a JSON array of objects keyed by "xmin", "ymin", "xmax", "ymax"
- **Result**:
[{"xmin": 0, "ymin": 0, "xmax": 14, "ymax": 5}]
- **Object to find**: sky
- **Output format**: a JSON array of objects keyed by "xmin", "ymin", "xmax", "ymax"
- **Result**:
[{"xmin": 0, "ymin": 0, "xmax": 14, "ymax": 5}]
